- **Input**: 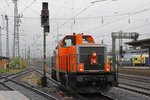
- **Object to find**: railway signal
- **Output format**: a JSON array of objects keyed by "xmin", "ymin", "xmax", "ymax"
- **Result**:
[
  {"xmin": 111, "ymin": 31, "xmax": 139, "ymax": 69},
  {"xmin": 41, "ymin": 2, "xmax": 49, "ymax": 87},
  {"xmin": 41, "ymin": 3, "xmax": 49, "ymax": 27}
]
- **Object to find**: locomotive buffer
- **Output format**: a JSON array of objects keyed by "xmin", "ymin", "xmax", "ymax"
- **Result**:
[{"xmin": 41, "ymin": 2, "xmax": 50, "ymax": 87}]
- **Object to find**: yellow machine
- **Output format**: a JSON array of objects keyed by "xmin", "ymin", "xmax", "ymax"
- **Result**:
[{"xmin": 133, "ymin": 53, "xmax": 149, "ymax": 65}]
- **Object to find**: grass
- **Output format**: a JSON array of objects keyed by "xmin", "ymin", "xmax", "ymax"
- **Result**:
[
  {"xmin": 21, "ymin": 72, "xmax": 41, "ymax": 86},
  {"xmin": 0, "ymin": 68, "xmax": 25, "ymax": 75}
]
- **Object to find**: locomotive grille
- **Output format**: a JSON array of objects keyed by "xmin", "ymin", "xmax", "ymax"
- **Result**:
[{"xmin": 78, "ymin": 46, "xmax": 106, "ymax": 70}]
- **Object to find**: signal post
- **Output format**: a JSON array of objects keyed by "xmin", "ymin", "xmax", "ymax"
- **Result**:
[{"xmin": 41, "ymin": 2, "xmax": 49, "ymax": 87}]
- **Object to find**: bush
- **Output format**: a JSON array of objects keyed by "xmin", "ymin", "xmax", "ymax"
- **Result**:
[{"xmin": 10, "ymin": 57, "xmax": 27, "ymax": 69}]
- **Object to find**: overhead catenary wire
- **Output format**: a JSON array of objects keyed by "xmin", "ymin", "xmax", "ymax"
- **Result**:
[
  {"xmin": 51, "ymin": 0, "xmax": 150, "ymax": 34},
  {"xmin": 52, "ymin": 0, "xmax": 68, "ymax": 18},
  {"xmin": 84, "ymin": 7, "xmax": 150, "ymax": 33},
  {"xmin": 3, "ymin": 7, "xmax": 150, "ymax": 21},
  {"xmin": 0, "ymin": 1, "xmax": 13, "ymax": 15},
  {"xmin": 2, "ymin": 0, "xmax": 150, "ymax": 57},
  {"xmin": 19, "ymin": 0, "xmax": 37, "ymax": 15},
  {"xmin": 51, "ymin": 1, "xmax": 98, "ymax": 33},
  {"xmin": 5, "ymin": 0, "xmax": 13, "ymax": 15},
  {"xmin": 83, "ymin": 1, "xmax": 150, "ymax": 33},
  {"xmin": 125, "ymin": 22, "xmax": 150, "ymax": 31}
]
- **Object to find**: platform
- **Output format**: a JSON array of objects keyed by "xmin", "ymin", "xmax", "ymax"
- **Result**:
[
  {"xmin": 0, "ymin": 91, "xmax": 29, "ymax": 100},
  {"xmin": 118, "ymin": 66, "xmax": 150, "ymax": 77},
  {"xmin": 120, "ymin": 66, "xmax": 150, "ymax": 69}
]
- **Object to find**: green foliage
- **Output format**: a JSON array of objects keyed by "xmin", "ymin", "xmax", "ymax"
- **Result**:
[
  {"xmin": 0, "ymin": 68, "xmax": 24, "ymax": 74},
  {"xmin": 9, "ymin": 57, "xmax": 27, "ymax": 68}
]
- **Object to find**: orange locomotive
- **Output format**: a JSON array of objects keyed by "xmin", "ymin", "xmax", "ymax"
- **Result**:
[{"xmin": 51, "ymin": 33, "xmax": 118, "ymax": 93}]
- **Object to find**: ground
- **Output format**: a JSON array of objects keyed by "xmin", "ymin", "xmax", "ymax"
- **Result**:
[{"xmin": 0, "ymin": 68, "xmax": 25, "ymax": 75}]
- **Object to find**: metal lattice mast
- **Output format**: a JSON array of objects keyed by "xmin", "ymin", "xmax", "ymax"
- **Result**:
[
  {"xmin": 27, "ymin": 46, "xmax": 30, "ymax": 63},
  {"xmin": 5, "ymin": 15, "xmax": 9, "ymax": 58},
  {"xmin": 13, "ymin": 0, "xmax": 20, "ymax": 58},
  {"xmin": 0, "ymin": 26, "xmax": 2, "ymax": 56}
]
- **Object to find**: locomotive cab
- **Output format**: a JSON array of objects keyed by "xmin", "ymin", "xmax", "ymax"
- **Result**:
[{"xmin": 52, "ymin": 33, "xmax": 118, "ymax": 93}]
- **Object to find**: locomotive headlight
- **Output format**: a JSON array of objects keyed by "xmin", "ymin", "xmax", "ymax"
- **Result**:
[
  {"xmin": 93, "ymin": 60, "xmax": 97, "ymax": 63},
  {"xmin": 79, "ymin": 65, "xmax": 83, "ymax": 71},
  {"xmin": 78, "ymin": 63, "xmax": 84, "ymax": 72},
  {"xmin": 105, "ymin": 63, "xmax": 110, "ymax": 72},
  {"xmin": 80, "ymin": 68, "xmax": 83, "ymax": 71},
  {"xmin": 92, "ymin": 52, "xmax": 97, "ymax": 57},
  {"xmin": 91, "ymin": 52, "xmax": 97, "ymax": 65},
  {"xmin": 106, "ymin": 68, "xmax": 109, "ymax": 71},
  {"xmin": 90, "ymin": 58, "xmax": 97, "ymax": 64}
]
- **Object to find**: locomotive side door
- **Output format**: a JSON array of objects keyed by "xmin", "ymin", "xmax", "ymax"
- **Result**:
[{"xmin": 56, "ymin": 36, "xmax": 76, "ymax": 84}]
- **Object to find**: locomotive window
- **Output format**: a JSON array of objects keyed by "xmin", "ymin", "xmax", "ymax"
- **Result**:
[
  {"xmin": 82, "ymin": 36, "xmax": 94, "ymax": 43},
  {"xmin": 62, "ymin": 39, "xmax": 72, "ymax": 47},
  {"xmin": 62, "ymin": 36, "xmax": 76, "ymax": 47},
  {"xmin": 82, "ymin": 38, "xmax": 88, "ymax": 43},
  {"xmin": 65, "ymin": 39, "xmax": 72, "ymax": 46}
]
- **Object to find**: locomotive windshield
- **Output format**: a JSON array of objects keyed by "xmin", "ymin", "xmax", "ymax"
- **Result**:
[
  {"xmin": 82, "ymin": 36, "xmax": 94, "ymax": 43},
  {"xmin": 61, "ymin": 35, "xmax": 95, "ymax": 47},
  {"xmin": 62, "ymin": 36, "xmax": 76, "ymax": 47}
]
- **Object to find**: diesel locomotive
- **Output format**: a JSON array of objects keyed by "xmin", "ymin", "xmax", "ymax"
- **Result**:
[{"xmin": 51, "ymin": 33, "xmax": 118, "ymax": 93}]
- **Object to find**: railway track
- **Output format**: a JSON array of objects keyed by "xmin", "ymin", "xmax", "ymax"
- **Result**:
[
  {"xmin": 34, "ymin": 67, "xmax": 115, "ymax": 100},
  {"xmin": 0, "ymin": 81, "xmax": 15, "ymax": 91},
  {"xmin": 0, "ymin": 68, "xmax": 58, "ymax": 100},
  {"xmin": 118, "ymin": 74, "xmax": 150, "ymax": 97},
  {"xmin": 119, "ymin": 74, "xmax": 150, "ymax": 83},
  {"xmin": 119, "ymin": 83, "xmax": 150, "ymax": 97},
  {"xmin": 36, "ymin": 66, "xmax": 150, "ymax": 99},
  {"xmin": 34, "ymin": 68, "xmax": 83, "ymax": 99}
]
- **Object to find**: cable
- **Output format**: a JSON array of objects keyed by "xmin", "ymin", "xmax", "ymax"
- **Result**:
[
  {"xmin": 5, "ymin": 0, "xmax": 13, "ymax": 15},
  {"xmin": 4, "ymin": 8, "xmax": 150, "ymax": 21},
  {"xmin": 92, "ymin": 34, "xmax": 110, "ymax": 37},
  {"xmin": 84, "ymin": 7, "xmax": 150, "ymax": 33},
  {"xmin": 125, "ymin": 22, "xmax": 150, "ymax": 31},
  {"xmin": 59, "ymin": 3, "xmax": 94, "ymax": 25},
  {"xmin": 0, "ymin": 2, "xmax": 13, "ymax": 15},
  {"xmin": 19, "ymin": 0, "xmax": 39, "ymax": 15},
  {"xmin": 51, "ymin": 1, "xmax": 99, "ymax": 33},
  {"xmin": 86, "ymin": 0, "xmax": 112, "ymax": 16},
  {"xmin": 52, "ymin": 0, "xmax": 68, "ymax": 18}
]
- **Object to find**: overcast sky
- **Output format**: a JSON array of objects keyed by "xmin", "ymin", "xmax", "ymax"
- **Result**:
[{"xmin": 0, "ymin": 0, "xmax": 150, "ymax": 58}]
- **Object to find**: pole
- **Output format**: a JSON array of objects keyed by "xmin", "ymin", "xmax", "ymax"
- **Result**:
[
  {"xmin": 41, "ymin": 28, "xmax": 47, "ymax": 87},
  {"xmin": 112, "ymin": 37, "xmax": 116, "ymax": 71},
  {"xmin": 0, "ymin": 26, "xmax": 1, "ymax": 56},
  {"xmin": 149, "ymin": 47, "xmax": 150, "ymax": 67},
  {"xmin": 0, "ymin": 26, "xmax": 1, "ymax": 68},
  {"xmin": 41, "ymin": 2, "xmax": 49, "ymax": 87},
  {"xmin": 5, "ymin": 15, "xmax": 10, "ymax": 71},
  {"xmin": 44, "ymin": 29, "xmax": 46, "ymax": 78},
  {"xmin": 56, "ymin": 22, "xmax": 59, "ymax": 45},
  {"xmin": 13, "ymin": 0, "xmax": 20, "ymax": 58},
  {"xmin": 25, "ymin": 47, "xmax": 26, "ymax": 60},
  {"xmin": 5, "ymin": 15, "xmax": 9, "ymax": 58}
]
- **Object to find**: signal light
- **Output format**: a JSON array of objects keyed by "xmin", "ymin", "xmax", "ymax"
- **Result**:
[
  {"xmin": 91, "ymin": 58, "xmax": 97, "ymax": 64},
  {"xmin": 78, "ymin": 63, "xmax": 84, "ymax": 72},
  {"xmin": 105, "ymin": 63, "xmax": 110, "ymax": 72},
  {"xmin": 41, "ymin": 9, "xmax": 49, "ymax": 26},
  {"xmin": 41, "ymin": 2, "xmax": 49, "ymax": 26},
  {"xmin": 92, "ymin": 52, "xmax": 97, "ymax": 57},
  {"xmin": 91, "ymin": 52, "xmax": 97, "ymax": 65}
]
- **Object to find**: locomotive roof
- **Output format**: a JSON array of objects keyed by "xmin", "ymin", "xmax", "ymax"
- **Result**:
[{"xmin": 65, "ymin": 34, "xmax": 92, "ymax": 37}]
